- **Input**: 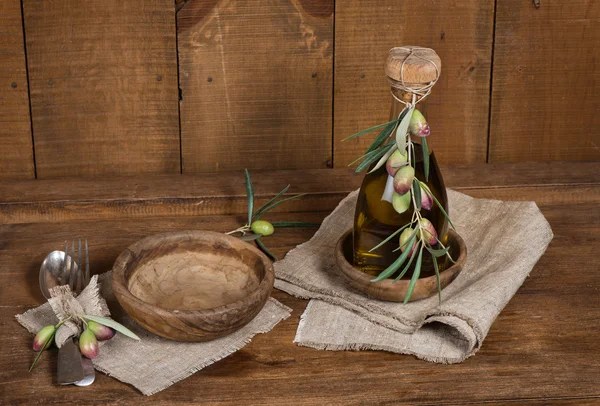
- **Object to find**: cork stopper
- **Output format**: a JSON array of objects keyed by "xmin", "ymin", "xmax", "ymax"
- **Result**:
[{"xmin": 385, "ymin": 46, "xmax": 441, "ymax": 85}]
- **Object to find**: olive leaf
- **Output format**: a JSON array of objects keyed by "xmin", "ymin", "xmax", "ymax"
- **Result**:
[
  {"xmin": 348, "ymin": 144, "xmax": 387, "ymax": 166},
  {"xmin": 82, "ymin": 315, "xmax": 140, "ymax": 341},
  {"xmin": 395, "ymin": 106, "xmax": 415, "ymax": 152},
  {"xmin": 256, "ymin": 238, "xmax": 277, "ymax": 261},
  {"xmin": 366, "ymin": 119, "xmax": 398, "ymax": 153},
  {"xmin": 343, "ymin": 120, "xmax": 398, "ymax": 141},
  {"xmin": 253, "ymin": 185, "xmax": 290, "ymax": 219},
  {"xmin": 244, "ymin": 169, "xmax": 254, "ymax": 226},
  {"xmin": 425, "ymin": 244, "xmax": 450, "ymax": 257},
  {"xmin": 371, "ymin": 235, "xmax": 416, "ymax": 282},
  {"xmin": 368, "ymin": 221, "xmax": 414, "ymax": 253},
  {"xmin": 421, "ymin": 137, "xmax": 430, "ymax": 181},
  {"xmin": 404, "ymin": 245, "xmax": 424, "ymax": 303},
  {"xmin": 368, "ymin": 142, "xmax": 398, "ymax": 174},
  {"xmin": 355, "ymin": 142, "xmax": 396, "ymax": 173},
  {"xmin": 412, "ymin": 179, "xmax": 422, "ymax": 211},
  {"xmin": 254, "ymin": 193, "xmax": 306, "ymax": 221},
  {"xmin": 393, "ymin": 242, "xmax": 419, "ymax": 282},
  {"xmin": 434, "ymin": 237, "xmax": 456, "ymax": 264},
  {"xmin": 29, "ymin": 331, "xmax": 55, "ymax": 372}
]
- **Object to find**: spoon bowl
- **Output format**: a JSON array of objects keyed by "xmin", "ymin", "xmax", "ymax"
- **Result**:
[{"xmin": 39, "ymin": 250, "xmax": 79, "ymax": 299}]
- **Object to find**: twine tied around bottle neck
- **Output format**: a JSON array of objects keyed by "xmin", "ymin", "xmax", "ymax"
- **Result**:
[{"xmin": 387, "ymin": 46, "xmax": 440, "ymax": 108}]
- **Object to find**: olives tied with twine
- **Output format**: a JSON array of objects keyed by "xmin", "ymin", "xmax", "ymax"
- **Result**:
[{"xmin": 346, "ymin": 46, "xmax": 458, "ymax": 303}]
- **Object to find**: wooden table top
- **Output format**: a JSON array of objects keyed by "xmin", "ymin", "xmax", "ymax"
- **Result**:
[{"xmin": 1, "ymin": 162, "xmax": 599, "ymax": 405}]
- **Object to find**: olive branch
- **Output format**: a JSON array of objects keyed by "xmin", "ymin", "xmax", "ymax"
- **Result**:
[
  {"xmin": 345, "ymin": 106, "xmax": 455, "ymax": 303},
  {"xmin": 226, "ymin": 169, "xmax": 319, "ymax": 260}
]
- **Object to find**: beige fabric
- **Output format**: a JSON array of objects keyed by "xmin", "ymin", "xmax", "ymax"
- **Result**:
[
  {"xmin": 274, "ymin": 189, "xmax": 553, "ymax": 364},
  {"xmin": 44, "ymin": 275, "xmax": 111, "ymax": 347},
  {"xmin": 17, "ymin": 272, "xmax": 291, "ymax": 395}
]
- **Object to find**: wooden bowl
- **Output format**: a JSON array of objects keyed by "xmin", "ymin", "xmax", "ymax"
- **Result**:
[
  {"xmin": 336, "ymin": 229, "xmax": 467, "ymax": 302},
  {"xmin": 112, "ymin": 230, "xmax": 274, "ymax": 342}
]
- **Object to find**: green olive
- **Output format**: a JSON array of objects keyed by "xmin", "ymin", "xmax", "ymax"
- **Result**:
[{"xmin": 251, "ymin": 220, "xmax": 274, "ymax": 236}]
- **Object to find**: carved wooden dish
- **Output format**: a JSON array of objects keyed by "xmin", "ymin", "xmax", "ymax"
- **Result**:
[
  {"xmin": 112, "ymin": 230, "xmax": 274, "ymax": 342},
  {"xmin": 336, "ymin": 229, "xmax": 467, "ymax": 302}
]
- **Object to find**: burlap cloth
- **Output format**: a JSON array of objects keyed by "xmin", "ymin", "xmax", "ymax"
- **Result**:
[
  {"xmin": 275, "ymin": 189, "xmax": 553, "ymax": 364},
  {"xmin": 17, "ymin": 272, "xmax": 291, "ymax": 395}
]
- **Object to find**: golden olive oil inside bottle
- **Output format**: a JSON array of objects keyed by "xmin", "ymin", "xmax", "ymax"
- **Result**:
[{"xmin": 352, "ymin": 145, "xmax": 449, "ymax": 278}]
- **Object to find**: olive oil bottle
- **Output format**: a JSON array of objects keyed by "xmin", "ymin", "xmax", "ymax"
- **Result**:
[{"xmin": 352, "ymin": 48, "xmax": 449, "ymax": 278}]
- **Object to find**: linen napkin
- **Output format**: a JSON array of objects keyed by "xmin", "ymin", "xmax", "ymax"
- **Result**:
[
  {"xmin": 17, "ymin": 272, "xmax": 291, "ymax": 395},
  {"xmin": 275, "ymin": 189, "xmax": 553, "ymax": 363}
]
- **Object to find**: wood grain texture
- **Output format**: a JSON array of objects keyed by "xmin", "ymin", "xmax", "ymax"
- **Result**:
[
  {"xmin": 22, "ymin": 0, "xmax": 181, "ymax": 178},
  {"xmin": 112, "ymin": 230, "xmax": 274, "ymax": 341},
  {"xmin": 177, "ymin": 0, "xmax": 333, "ymax": 173},
  {"xmin": 333, "ymin": 0, "xmax": 494, "ymax": 167},
  {"xmin": 489, "ymin": 0, "xmax": 600, "ymax": 162},
  {"xmin": 0, "ymin": 166, "xmax": 598, "ymax": 404},
  {"xmin": 0, "ymin": 161, "xmax": 598, "ymax": 224},
  {"xmin": 337, "ymin": 229, "xmax": 466, "ymax": 302},
  {"xmin": 0, "ymin": 0, "xmax": 34, "ymax": 179}
]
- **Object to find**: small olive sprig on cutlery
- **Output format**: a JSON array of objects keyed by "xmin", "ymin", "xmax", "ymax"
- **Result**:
[{"xmin": 31, "ymin": 240, "xmax": 140, "ymax": 372}]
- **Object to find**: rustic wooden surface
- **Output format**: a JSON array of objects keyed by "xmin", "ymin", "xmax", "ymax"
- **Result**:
[
  {"xmin": 112, "ymin": 230, "xmax": 274, "ymax": 342},
  {"xmin": 0, "ymin": 0, "xmax": 34, "ymax": 180},
  {"xmin": 0, "ymin": 162, "xmax": 598, "ymax": 405},
  {"xmin": 333, "ymin": 0, "xmax": 494, "ymax": 167},
  {"xmin": 489, "ymin": 0, "xmax": 600, "ymax": 162},
  {"xmin": 21, "ymin": 0, "xmax": 181, "ymax": 178},
  {"xmin": 177, "ymin": 0, "xmax": 334, "ymax": 173}
]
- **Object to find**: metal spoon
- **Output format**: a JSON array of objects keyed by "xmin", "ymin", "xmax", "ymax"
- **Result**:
[{"xmin": 39, "ymin": 247, "xmax": 95, "ymax": 386}]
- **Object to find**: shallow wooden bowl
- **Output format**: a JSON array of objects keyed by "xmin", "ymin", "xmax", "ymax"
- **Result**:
[
  {"xmin": 336, "ymin": 229, "xmax": 467, "ymax": 302},
  {"xmin": 112, "ymin": 230, "xmax": 274, "ymax": 342}
]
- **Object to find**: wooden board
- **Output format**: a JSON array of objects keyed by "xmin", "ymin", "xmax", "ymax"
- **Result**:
[
  {"xmin": 0, "ymin": 0, "xmax": 35, "ymax": 179},
  {"xmin": 489, "ymin": 0, "xmax": 600, "ymax": 162},
  {"xmin": 0, "ymin": 161, "xmax": 598, "ymax": 224},
  {"xmin": 333, "ymin": 0, "xmax": 494, "ymax": 167},
  {"xmin": 177, "ymin": 0, "xmax": 334, "ymax": 173},
  {"xmin": 0, "ymin": 162, "xmax": 599, "ymax": 404},
  {"xmin": 22, "ymin": 0, "xmax": 181, "ymax": 178}
]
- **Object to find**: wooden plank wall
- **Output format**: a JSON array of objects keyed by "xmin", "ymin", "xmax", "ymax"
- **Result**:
[
  {"xmin": 333, "ymin": 0, "xmax": 494, "ymax": 167},
  {"xmin": 0, "ymin": 0, "xmax": 598, "ymax": 180},
  {"xmin": 21, "ymin": 0, "xmax": 181, "ymax": 178},
  {"xmin": 177, "ymin": 0, "xmax": 334, "ymax": 173},
  {"xmin": 489, "ymin": 0, "xmax": 600, "ymax": 162},
  {"xmin": 0, "ymin": 0, "xmax": 34, "ymax": 179}
]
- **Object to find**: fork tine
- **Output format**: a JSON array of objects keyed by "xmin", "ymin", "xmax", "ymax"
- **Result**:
[
  {"xmin": 62, "ymin": 240, "xmax": 69, "ymax": 286},
  {"xmin": 69, "ymin": 239, "xmax": 76, "ymax": 291},
  {"xmin": 85, "ymin": 239, "xmax": 90, "ymax": 286}
]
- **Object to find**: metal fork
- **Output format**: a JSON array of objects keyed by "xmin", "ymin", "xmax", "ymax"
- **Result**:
[
  {"xmin": 63, "ymin": 239, "xmax": 90, "ymax": 294},
  {"xmin": 57, "ymin": 239, "xmax": 95, "ymax": 387}
]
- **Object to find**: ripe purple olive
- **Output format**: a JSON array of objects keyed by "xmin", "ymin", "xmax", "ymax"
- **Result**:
[
  {"xmin": 409, "ymin": 109, "xmax": 431, "ymax": 138},
  {"xmin": 87, "ymin": 320, "xmax": 115, "ymax": 341},
  {"xmin": 421, "ymin": 188, "xmax": 433, "ymax": 210},
  {"xmin": 79, "ymin": 329, "xmax": 99, "ymax": 359},
  {"xmin": 385, "ymin": 150, "xmax": 407, "ymax": 177},
  {"xmin": 392, "ymin": 191, "xmax": 411, "ymax": 214},
  {"xmin": 33, "ymin": 325, "xmax": 55, "ymax": 351},
  {"xmin": 419, "ymin": 218, "xmax": 438, "ymax": 245},
  {"xmin": 399, "ymin": 227, "xmax": 416, "ymax": 255},
  {"xmin": 393, "ymin": 166, "xmax": 415, "ymax": 195},
  {"xmin": 251, "ymin": 220, "xmax": 274, "ymax": 236}
]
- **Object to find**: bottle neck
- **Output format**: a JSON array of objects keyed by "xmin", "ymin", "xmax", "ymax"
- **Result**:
[{"xmin": 388, "ymin": 88, "xmax": 428, "ymax": 121}]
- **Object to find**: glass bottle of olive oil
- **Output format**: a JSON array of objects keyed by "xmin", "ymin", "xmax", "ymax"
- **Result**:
[{"xmin": 352, "ymin": 49, "xmax": 449, "ymax": 278}]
